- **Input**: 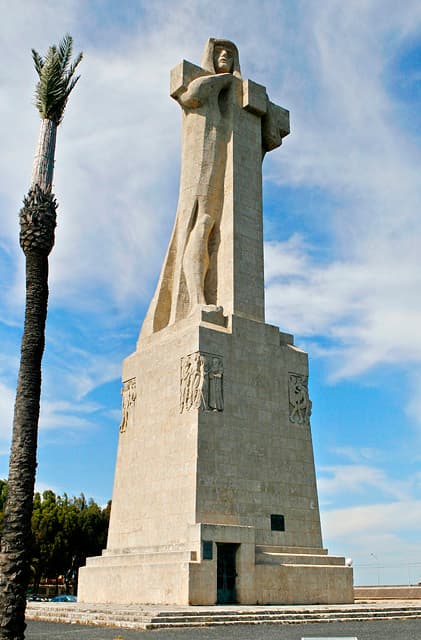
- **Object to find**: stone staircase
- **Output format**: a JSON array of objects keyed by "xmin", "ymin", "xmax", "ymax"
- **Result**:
[{"xmin": 26, "ymin": 601, "xmax": 421, "ymax": 630}]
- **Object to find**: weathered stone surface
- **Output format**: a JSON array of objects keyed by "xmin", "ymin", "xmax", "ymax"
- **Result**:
[
  {"xmin": 78, "ymin": 38, "xmax": 352, "ymax": 606},
  {"xmin": 140, "ymin": 38, "xmax": 289, "ymax": 337}
]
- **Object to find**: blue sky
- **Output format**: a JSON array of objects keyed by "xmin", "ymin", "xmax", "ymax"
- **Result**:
[{"xmin": 1, "ymin": 1, "xmax": 421, "ymax": 586}]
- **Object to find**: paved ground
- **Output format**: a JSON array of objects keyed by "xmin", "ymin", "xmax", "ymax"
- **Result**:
[{"xmin": 26, "ymin": 618, "xmax": 421, "ymax": 639}]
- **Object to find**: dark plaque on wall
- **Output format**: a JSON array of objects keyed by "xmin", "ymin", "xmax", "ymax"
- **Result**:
[{"xmin": 271, "ymin": 514, "xmax": 285, "ymax": 531}]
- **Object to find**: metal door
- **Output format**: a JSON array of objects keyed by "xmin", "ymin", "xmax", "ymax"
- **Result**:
[{"xmin": 216, "ymin": 543, "xmax": 238, "ymax": 604}]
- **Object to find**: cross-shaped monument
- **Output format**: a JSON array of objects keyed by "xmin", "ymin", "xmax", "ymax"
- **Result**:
[
  {"xmin": 141, "ymin": 38, "xmax": 289, "ymax": 335},
  {"xmin": 79, "ymin": 38, "xmax": 353, "ymax": 607}
]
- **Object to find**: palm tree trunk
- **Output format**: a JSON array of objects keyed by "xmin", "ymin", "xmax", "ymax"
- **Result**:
[
  {"xmin": 0, "ymin": 253, "xmax": 49, "ymax": 640},
  {"xmin": 30, "ymin": 119, "xmax": 57, "ymax": 192},
  {"xmin": 0, "ymin": 121, "xmax": 56, "ymax": 637},
  {"xmin": 0, "ymin": 33, "xmax": 81, "ymax": 636}
]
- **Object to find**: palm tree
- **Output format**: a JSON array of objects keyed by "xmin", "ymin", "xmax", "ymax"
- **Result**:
[{"xmin": 0, "ymin": 35, "xmax": 82, "ymax": 640}]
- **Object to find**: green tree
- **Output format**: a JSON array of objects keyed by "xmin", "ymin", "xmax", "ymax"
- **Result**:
[
  {"xmin": 1, "ymin": 484, "xmax": 110, "ymax": 599},
  {"xmin": 31, "ymin": 491, "xmax": 64, "ymax": 594},
  {"xmin": 70, "ymin": 497, "xmax": 109, "ymax": 593},
  {"xmin": 0, "ymin": 35, "xmax": 82, "ymax": 640},
  {"xmin": 28, "ymin": 489, "xmax": 109, "ymax": 595}
]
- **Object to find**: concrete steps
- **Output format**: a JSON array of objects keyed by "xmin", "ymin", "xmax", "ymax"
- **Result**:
[{"xmin": 26, "ymin": 601, "xmax": 421, "ymax": 630}]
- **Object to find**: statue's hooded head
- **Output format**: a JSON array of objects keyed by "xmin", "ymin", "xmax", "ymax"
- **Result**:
[{"xmin": 201, "ymin": 38, "xmax": 242, "ymax": 79}]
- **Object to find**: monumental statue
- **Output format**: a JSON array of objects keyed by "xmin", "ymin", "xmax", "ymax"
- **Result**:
[
  {"xmin": 142, "ymin": 39, "xmax": 240, "ymax": 332},
  {"xmin": 78, "ymin": 38, "xmax": 353, "ymax": 607},
  {"xmin": 141, "ymin": 37, "xmax": 288, "ymax": 335}
]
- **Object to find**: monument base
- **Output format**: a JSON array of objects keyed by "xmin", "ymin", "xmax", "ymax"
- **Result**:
[
  {"xmin": 78, "ymin": 310, "xmax": 353, "ymax": 605},
  {"xmin": 78, "ymin": 523, "xmax": 353, "ymax": 605}
]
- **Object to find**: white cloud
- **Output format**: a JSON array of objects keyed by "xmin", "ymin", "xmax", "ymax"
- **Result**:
[
  {"xmin": 321, "ymin": 500, "xmax": 421, "ymax": 585},
  {"xmin": 0, "ymin": 381, "xmax": 14, "ymax": 447},
  {"xmin": 318, "ymin": 464, "xmax": 410, "ymax": 502},
  {"xmin": 38, "ymin": 398, "xmax": 102, "ymax": 432},
  {"xmin": 329, "ymin": 446, "xmax": 380, "ymax": 464},
  {"xmin": 404, "ymin": 371, "xmax": 421, "ymax": 427},
  {"xmin": 261, "ymin": 1, "xmax": 421, "ymax": 387},
  {"xmin": 317, "ymin": 457, "xmax": 421, "ymax": 584},
  {"xmin": 265, "ymin": 234, "xmax": 421, "ymax": 385},
  {"xmin": 324, "ymin": 501, "xmax": 421, "ymax": 538},
  {"xmin": 0, "ymin": 374, "xmax": 109, "ymax": 454},
  {"xmin": 43, "ymin": 343, "xmax": 122, "ymax": 403},
  {"xmin": 0, "ymin": 337, "xmax": 121, "ymax": 455},
  {"xmin": 2, "ymin": 1, "xmax": 421, "ymax": 354}
]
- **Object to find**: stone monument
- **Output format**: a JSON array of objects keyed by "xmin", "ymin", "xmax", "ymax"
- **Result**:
[{"xmin": 78, "ymin": 38, "xmax": 353, "ymax": 605}]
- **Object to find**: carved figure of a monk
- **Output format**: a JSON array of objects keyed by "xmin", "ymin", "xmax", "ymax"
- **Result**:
[
  {"xmin": 208, "ymin": 356, "xmax": 224, "ymax": 411},
  {"xmin": 141, "ymin": 39, "xmax": 241, "ymax": 335}
]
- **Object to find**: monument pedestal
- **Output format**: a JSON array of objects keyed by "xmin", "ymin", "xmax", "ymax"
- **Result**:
[
  {"xmin": 78, "ymin": 37, "xmax": 352, "ymax": 605},
  {"xmin": 78, "ymin": 310, "xmax": 352, "ymax": 605}
]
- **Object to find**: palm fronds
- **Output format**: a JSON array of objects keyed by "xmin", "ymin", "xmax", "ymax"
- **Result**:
[{"xmin": 32, "ymin": 34, "xmax": 83, "ymax": 124}]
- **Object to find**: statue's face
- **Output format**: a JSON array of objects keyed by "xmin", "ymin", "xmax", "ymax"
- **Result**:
[{"xmin": 214, "ymin": 45, "xmax": 234, "ymax": 73}]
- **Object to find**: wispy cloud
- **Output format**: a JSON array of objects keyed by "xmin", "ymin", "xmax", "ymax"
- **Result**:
[
  {"xmin": 322, "ymin": 498, "xmax": 421, "ymax": 582},
  {"xmin": 318, "ymin": 464, "xmax": 410, "ymax": 502},
  {"xmin": 264, "ymin": 1, "xmax": 421, "ymax": 385},
  {"xmin": 38, "ymin": 399, "xmax": 102, "ymax": 432},
  {"xmin": 329, "ymin": 446, "xmax": 380, "ymax": 464},
  {"xmin": 0, "ymin": 382, "xmax": 14, "ymax": 446},
  {"xmin": 2, "ymin": 1, "xmax": 421, "ymax": 357},
  {"xmin": 316, "ymin": 449, "xmax": 421, "ymax": 583},
  {"xmin": 323, "ymin": 500, "xmax": 421, "ymax": 539}
]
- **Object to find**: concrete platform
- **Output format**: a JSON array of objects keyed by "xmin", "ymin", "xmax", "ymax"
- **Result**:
[{"xmin": 26, "ymin": 599, "xmax": 421, "ymax": 630}]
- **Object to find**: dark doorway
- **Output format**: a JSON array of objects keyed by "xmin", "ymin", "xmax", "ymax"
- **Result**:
[{"xmin": 216, "ymin": 543, "xmax": 239, "ymax": 604}]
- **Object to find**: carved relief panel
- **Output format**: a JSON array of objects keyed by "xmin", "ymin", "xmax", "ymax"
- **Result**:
[
  {"xmin": 180, "ymin": 352, "xmax": 224, "ymax": 413},
  {"xmin": 288, "ymin": 373, "xmax": 312, "ymax": 426},
  {"xmin": 119, "ymin": 378, "xmax": 137, "ymax": 433}
]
